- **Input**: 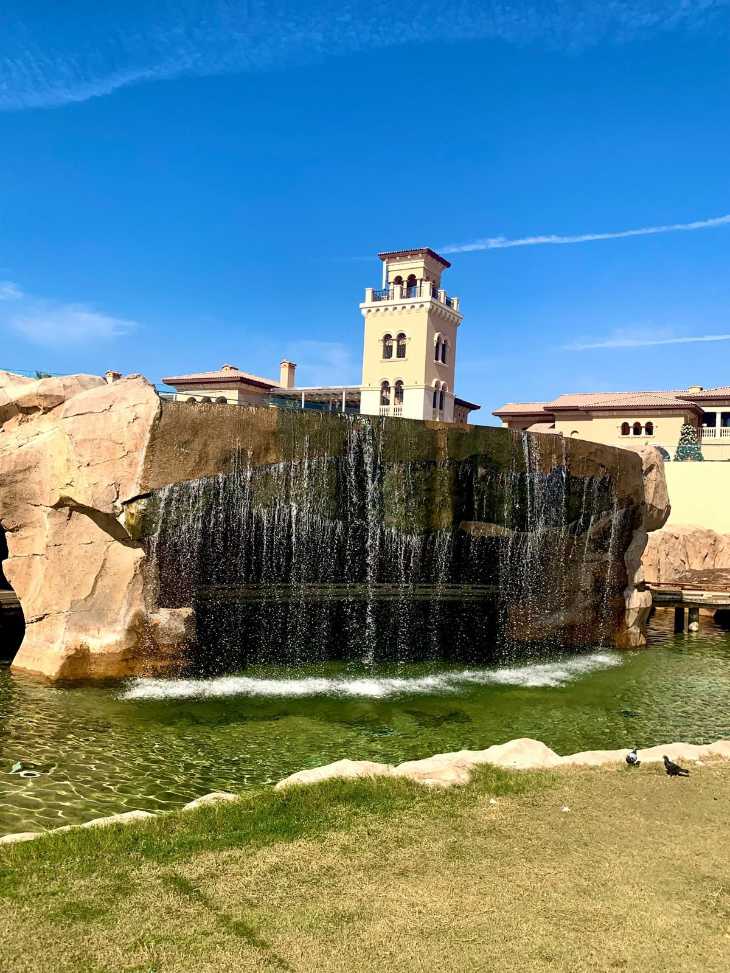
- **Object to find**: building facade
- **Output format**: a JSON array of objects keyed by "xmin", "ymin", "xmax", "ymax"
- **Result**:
[
  {"xmin": 493, "ymin": 386, "xmax": 730, "ymax": 460},
  {"xmin": 165, "ymin": 247, "xmax": 480, "ymax": 426},
  {"xmin": 359, "ymin": 248, "xmax": 464, "ymax": 422}
]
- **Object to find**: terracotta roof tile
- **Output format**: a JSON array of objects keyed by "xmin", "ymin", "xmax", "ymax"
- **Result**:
[
  {"xmin": 377, "ymin": 247, "xmax": 451, "ymax": 268},
  {"xmin": 163, "ymin": 365, "xmax": 278, "ymax": 388},
  {"xmin": 493, "ymin": 402, "xmax": 551, "ymax": 415},
  {"xmin": 549, "ymin": 390, "xmax": 697, "ymax": 410}
]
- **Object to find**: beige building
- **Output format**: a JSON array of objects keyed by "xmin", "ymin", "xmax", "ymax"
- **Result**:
[
  {"xmin": 493, "ymin": 386, "xmax": 730, "ymax": 461},
  {"xmin": 165, "ymin": 247, "xmax": 480, "ymax": 426},
  {"xmin": 359, "ymin": 248, "xmax": 467, "ymax": 422}
]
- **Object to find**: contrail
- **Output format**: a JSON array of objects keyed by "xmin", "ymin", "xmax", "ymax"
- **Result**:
[
  {"xmin": 442, "ymin": 214, "xmax": 730, "ymax": 254},
  {"xmin": 567, "ymin": 333, "xmax": 730, "ymax": 351}
]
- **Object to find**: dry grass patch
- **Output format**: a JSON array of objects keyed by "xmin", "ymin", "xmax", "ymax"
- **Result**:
[{"xmin": 1, "ymin": 762, "xmax": 729, "ymax": 971}]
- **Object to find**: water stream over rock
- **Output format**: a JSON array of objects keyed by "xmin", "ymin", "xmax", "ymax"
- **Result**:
[{"xmin": 136, "ymin": 415, "xmax": 638, "ymax": 674}]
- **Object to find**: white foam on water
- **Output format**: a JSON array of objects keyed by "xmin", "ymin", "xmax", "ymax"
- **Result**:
[{"xmin": 121, "ymin": 652, "xmax": 622, "ymax": 701}]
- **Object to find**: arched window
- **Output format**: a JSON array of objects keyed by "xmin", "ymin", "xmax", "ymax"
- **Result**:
[
  {"xmin": 406, "ymin": 274, "xmax": 417, "ymax": 297},
  {"xmin": 439, "ymin": 384, "xmax": 446, "ymax": 412},
  {"xmin": 440, "ymin": 339, "xmax": 448, "ymax": 364},
  {"xmin": 214, "ymin": 396, "xmax": 227, "ymax": 404},
  {"xmin": 432, "ymin": 384, "xmax": 439, "ymax": 409},
  {"xmin": 434, "ymin": 335, "xmax": 442, "ymax": 362},
  {"xmin": 570, "ymin": 430, "xmax": 580, "ymax": 438},
  {"xmin": 394, "ymin": 380, "xmax": 404, "ymax": 405},
  {"xmin": 393, "ymin": 275, "xmax": 403, "ymax": 286},
  {"xmin": 200, "ymin": 396, "xmax": 212, "ymax": 404},
  {"xmin": 382, "ymin": 333, "xmax": 393, "ymax": 359},
  {"xmin": 396, "ymin": 333, "xmax": 407, "ymax": 358},
  {"xmin": 645, "ymin": 421, "xmax": 654, "ymax": 436},
  {"xmin": 620, "ymin": 422, "xmax": 630, "ymax": 436},
  {"xmin": 380, "ymin": 381, "xmax": 391, "ymax": 406},
  {"xmin": 632, "ymin": 421, "xmax": 642, "ymax": 436}
]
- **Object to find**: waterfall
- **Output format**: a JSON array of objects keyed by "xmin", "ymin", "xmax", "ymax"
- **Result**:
[{"xmin": 141, "ymin": 416, "xmax": 633, "ymax": 675}]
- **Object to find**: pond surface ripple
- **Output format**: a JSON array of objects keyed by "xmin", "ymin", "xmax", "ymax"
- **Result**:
[{"xmin": 1, "ymin": 611, "xmax": 730, "ymax": 834}]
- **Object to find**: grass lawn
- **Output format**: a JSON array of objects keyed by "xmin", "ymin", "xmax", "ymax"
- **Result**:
[{"xmin": 1, "ymin": 760, "xmax": 729, "ymax": 972}]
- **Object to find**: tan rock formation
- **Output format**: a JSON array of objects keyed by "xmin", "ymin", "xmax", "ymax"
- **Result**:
[
  {"xmin": 275, "ymin": 737, "xmax": 730, "ymax": 791},
  {"xmin": 643, "ymin": 525, "xmax": 730, "ymax": 584},
  {"xmin": 0, "ymin": 370, "xmax": 183, "ymax": 680},
  {"xmin": 182, "ymin": 791, "xmax": 240, "ymax": 811},
  {"xmin": 615, "ymin": 446, "xmax": 671, "ymax": 647}
]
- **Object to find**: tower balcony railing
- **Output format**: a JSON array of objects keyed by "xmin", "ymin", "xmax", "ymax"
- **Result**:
[
  {"xmin": 366, "ymin": 282, "xmax": 459, "ymax": 311},
  {"xmin": 700, "ymin": 427, "xmax": 730, "ymax": 439}
]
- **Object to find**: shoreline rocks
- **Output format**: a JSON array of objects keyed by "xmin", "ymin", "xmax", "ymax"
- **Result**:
[
  {"xmin": 2, "ymin": 736, "xmax": 729, "ymax": 845},
  {"xmin": 275, "ymin": 736, "xmax": 730, "ymax": 790}
]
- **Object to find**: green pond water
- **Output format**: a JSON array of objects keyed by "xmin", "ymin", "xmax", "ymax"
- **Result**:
[{"xmin": 2, "ymin": 610, "xmax": 730, "ymax": 835}]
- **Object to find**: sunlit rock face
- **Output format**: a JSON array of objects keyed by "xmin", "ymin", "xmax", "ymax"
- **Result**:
[
  {"xmin": 0, "ymin": 371, "xmax": 164, "ymax": 679},
  {"xmin": 1, "ymin": 380, "xmax": 661, "ymax": 681},
  {"xmin": 643, "ymin": 525, "xmax": 730, "ymax": 584}
]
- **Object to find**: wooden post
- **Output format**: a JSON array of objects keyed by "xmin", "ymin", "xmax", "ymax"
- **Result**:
[
  {"xmin": 674, "ymin": 606, "xmax": 685, "ymax": 633},
  {"xmin": 688, "ymin": 606, "xmax": 700, "ymax": 632}
]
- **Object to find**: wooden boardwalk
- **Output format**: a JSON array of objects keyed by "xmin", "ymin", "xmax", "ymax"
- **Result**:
[{"xmin": 647, "ymin": 569, "xmax": 730, "ymax": 632}]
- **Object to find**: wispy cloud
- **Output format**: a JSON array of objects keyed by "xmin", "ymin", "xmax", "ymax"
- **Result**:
[
  {"xmin": 0, "ymin": 281, "xmax": 137, "ymax": 346},
  {"xmin": 566, "ymin": 332, "xmax": 730, "ymax": 351},
  {"xmin": 442, "ymin": 214, "xmax": 730, "ymax": 254},
  {"xmin": 0, "ymin": 281, "xmax": 24, "ymax": 301},
  {"xmin": 2, "ymin": 2, "xmax": 729, "ymax": 111}
]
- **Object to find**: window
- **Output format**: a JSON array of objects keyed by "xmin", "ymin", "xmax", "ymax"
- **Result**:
[
  {"xmin": 380, "ymin": 381, "xmax": 391, "ymax": 406},
  {"xmin": 393, "ymin": 275, "xmax": 403, "ymax": 286},
  {"xmin": 214, "ymin": 396, "xmax": 227, "ymax": 404},
  {"xmin": 434, "ymin": 338, "xmax": 442, "ymax": 362},
  {"xmin": 722, "ymin": 412, "xmax": 730, "ymax": 428},
  {"xmin": 382, "ymin": 334, "xmax": 393, "ymax": 359},
  {"xmin": 440, "ymin": 339, "xmax": 448, "ymax": 364},
  {"xmin": 439, "ymin": 384, "xmax": 446, "ymax": 411},
  {"xmin": 394, "ymin": 380, "xmax": 404, "ymax": 405},
  {"xmin": 570, "ymin": 430, "xmax": 580, "ymax": 438},
  {"xmin": 396, "ymin": 333, "xmax": 407, "ymax": 358},
  {"xmin": 406, "ymin": 274, "xmax": 417, "ymax": 297},
  {"xmin": 620, "ymin": 422, "xmax": 631, "ymax": 436},
  {"xmin": 644, "ymin": 421, "xmax": 654, "ymax": 436},
  {"xmin": 432, "ymin": 385, "xmax": 439, "ymax": 409},
  {"xmin": 632, "ymin": 422, "xmax": 642, "ymax": 436}
]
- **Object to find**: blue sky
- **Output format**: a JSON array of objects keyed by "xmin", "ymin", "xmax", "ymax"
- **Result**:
[{"xmin": 1, "ymin": 2, "xmax": 729, "ymax": 423}]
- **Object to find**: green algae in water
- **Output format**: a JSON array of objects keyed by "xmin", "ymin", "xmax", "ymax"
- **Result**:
[{"xmin": 1, "ymin": 612, "xmax": 730, "ymax": 836}]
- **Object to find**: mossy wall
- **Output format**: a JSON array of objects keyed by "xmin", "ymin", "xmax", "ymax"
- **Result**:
[{"xmin": 129, "ymin": 402, "xmax": 645, "ymax": 673}]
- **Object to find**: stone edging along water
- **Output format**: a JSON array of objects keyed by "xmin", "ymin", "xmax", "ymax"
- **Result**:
[{"xmin": 3, "ymin": 737, "xmax": 729, "ymax": 846}]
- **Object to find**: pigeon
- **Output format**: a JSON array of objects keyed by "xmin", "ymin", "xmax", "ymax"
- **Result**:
[
  {"xmin": 625, "ymin": 748, "xmax": 640, "ymax": 767},
  {"xmin": 663, "ymin": 755, "xmax": 690, "ymax": 777}
]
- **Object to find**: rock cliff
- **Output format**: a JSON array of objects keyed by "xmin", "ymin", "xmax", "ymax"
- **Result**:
[
  {"xmin": 0, "ymin": 372, "xmax": 669, "ymax": 680},
  {"xmin": 0, "ymin": 371, "xmax": 172, "ymax": 679},
  {"xmin": 643, "ymin": 525, "xmax": 730, "ymax": 584}
]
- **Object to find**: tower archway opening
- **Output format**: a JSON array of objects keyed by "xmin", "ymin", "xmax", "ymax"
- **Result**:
[{"xmin": 0, "ymin": 526, "xmax": 25, "ymax": 663}]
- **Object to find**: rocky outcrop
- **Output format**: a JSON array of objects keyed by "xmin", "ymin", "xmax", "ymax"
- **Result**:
[
  {"xmin": 0, "ymin": 371, "xmax": 191, "ymax": 680},
  {"xmin": 643, "ymin": 525, "xmax": 730, "ymax": 584},
  {"xmin": 276, "ymin": 737, "xmax": 730, "ymax": 790},
  {"xmin": 615, "ymin": 447, "xmax": 671, "ymax": 647},
  {"xmin": 1, "ymin": 371, "xmax": 667, "ymax": 680}
]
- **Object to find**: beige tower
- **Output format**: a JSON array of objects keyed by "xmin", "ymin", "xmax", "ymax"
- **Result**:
[{"xmin": 359, "ymin": 248, "xmax": 462, "ymax": 421}]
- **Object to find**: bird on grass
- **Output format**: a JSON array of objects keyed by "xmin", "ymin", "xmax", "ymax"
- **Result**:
[
  {"xmin": 663, "ymin": 755, "xmax": 690, "ymax": 777},
  {"xmin": 625, "ymin": 748, "xmax": 640, "ymax": 767}
]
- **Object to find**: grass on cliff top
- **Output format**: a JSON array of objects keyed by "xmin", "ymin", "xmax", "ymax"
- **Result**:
[{"xmin": 1, "ymin": 761, "xmax": 729, "ymax": 973}]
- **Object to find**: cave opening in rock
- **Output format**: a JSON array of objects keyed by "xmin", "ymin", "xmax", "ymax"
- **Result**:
[{"xmin": 0, "ymin": 526, "xmax": 25, "ymax": 662}]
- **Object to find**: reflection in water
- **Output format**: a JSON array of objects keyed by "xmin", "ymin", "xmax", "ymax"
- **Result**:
[{"xmin": 1, "ymin": 611, "xmax": 730, "ymax": 835}]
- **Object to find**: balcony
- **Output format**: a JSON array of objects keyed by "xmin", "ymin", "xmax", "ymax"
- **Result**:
[
  {"xmin": 366, "ymin": 282, "xmax": 459, "ymax": 311},
  {"xmin": 700, "ymin": 427, "xmax": 730, "ymax": 439}
]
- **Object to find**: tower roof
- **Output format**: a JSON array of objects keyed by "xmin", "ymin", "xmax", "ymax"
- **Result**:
[{"xmin": 377, "ymin": 247, "xmax": 451, "ymax": 269}]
